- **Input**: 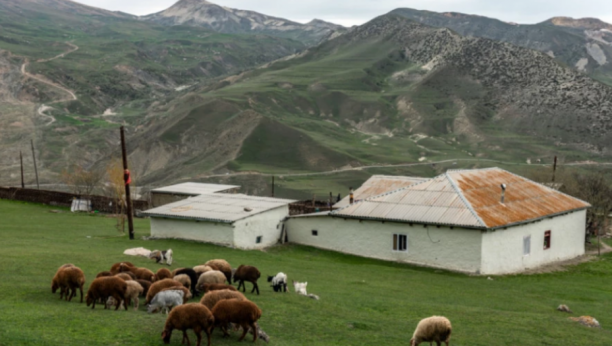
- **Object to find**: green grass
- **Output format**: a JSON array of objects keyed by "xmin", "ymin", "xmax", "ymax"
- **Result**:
[{"xmin": 2, "ymin": 200, "xmax": 612, "ymax": 345}]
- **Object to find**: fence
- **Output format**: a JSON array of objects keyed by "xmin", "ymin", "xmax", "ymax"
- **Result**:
[{"xmin": 0, "ymin": 187, "xmax": 149, "ymax": 213}]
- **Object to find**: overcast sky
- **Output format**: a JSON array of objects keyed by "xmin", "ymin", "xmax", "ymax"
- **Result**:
[{"xmin": 75, "ymin": 0, "xmax": 612, "ymax": 27}]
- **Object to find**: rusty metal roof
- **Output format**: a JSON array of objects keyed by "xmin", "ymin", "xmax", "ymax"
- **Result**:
[
  {"xmin": 152, "ymin": 182, "xmax": 240, "ymax": 196},
  {"xmin": 143, "ymin": 194, "xmax": 296, "ymax": 223},
  {"xmin": 334, "ymin": 175, "xmax": 427, "ymax": 208},
  {"xmin": 332, "ymin": 168, "xmax": 590, "ymax": 229}
]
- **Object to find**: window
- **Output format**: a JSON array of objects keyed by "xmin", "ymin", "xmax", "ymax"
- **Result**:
[
  {"xmin": 312, "ymin": 230, "xmax": 318, "ymax": 236},
  {"xmin": 256, "ymin": 236, "xmax": 262, "ymax": 244},
  {"xmin": 523, "ymin": 236, "xmax": 531, "ymax": 256},
  {"xmin": 393, "ymin": 234, "xmax": 407, "ymax": 252},
  {"xmin": 544, "ymin": 231, "xmax": 551, "ymax": 250}
]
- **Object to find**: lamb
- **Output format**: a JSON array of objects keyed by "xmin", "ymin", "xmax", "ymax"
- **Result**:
[
  {"xmin": 130, "ymin": 267, "xmax": 156, "ymax": 281},
  {"xmin": 110, "ymin": 261, "xmax": 135, "ymax": 275},
  {"xmin": 233, "ymin": 265, "xmax": 261, "ymax": 295},
  {"xmin": 199, "ymin": 289, "xmax": 246, "ymax": 311},
  {"xmin": 156, "ymin": 268, "xmax": 173, "ymax": 281},
  {"xmin": 96, "ymin": 271, "xmax": 112, "ymax": 278},
  {"xmin": 146, "ymin": 279, "xmax": 184, "ymax": 304},
  {"xmin": 174, "ymin": 268, "xmax": 199, "ymax": 296},
  {"xmin": 149, "ymin": 249, "xmax": 173, "ymax": 266},
  {"xmin": 86, "ymin": 276, "xmax": 128, "ymax": 310},
  {"xmin": 52, "ymin": 265, "xmax": 85, "ymax": 302},
  {"xmin": 161, "ymin": 286, "xmax": 192, "ymax": 304},
  {"xmin": 196, "ymin": 270, "xmax": 227, "ymax": 291},
  {"xmin": 211, "ymin": 299, "xmax": 262, "ymax": 342},
  {"xmin": 292, "ymin": 281, "xmax": 319, "ymax": 300},
  {"xmin": 199, "ymin": 283, "xmax": 237, "ymax": 294},
  {"xmin": 148, "ymin": 290, "xmax": 184, "ymax": 314},
  {"xmin": 106, "ymin": 280, "xmax": 144, "ymax": 310},
  {"xmin": 174, "ymin": 274, "xmax": 192, "ymax": 290},
  {"xmin": 193, "ymin": 265, "xmax": 213, "ymax": 277},
  {"xmin": 161, "ymin": 303, "xmax": 215, "ymax": 346},
  {"xmin": 137, "ymin": 279, "xmax": 152, "ymax": 297},
  {"xmin": 267, "ymin": 272, "xmax": 288, "ymax": 292},
  {"xmin": 115, "ymin": 273, "xmax": 134, "ymax": 281},
  {"xmin": 204, "ymin": 259, "xmax": 232, "ymax": 284},
  {"xmin": 410, "ymin": 316, "xmax": 452, "ymax": 346}
]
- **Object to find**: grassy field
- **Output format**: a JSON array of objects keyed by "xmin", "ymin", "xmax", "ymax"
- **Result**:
[{"xmin": 2, "ymin": 199, "xmax": 612, "ymax": 345}]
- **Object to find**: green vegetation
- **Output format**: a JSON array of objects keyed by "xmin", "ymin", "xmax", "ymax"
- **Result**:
[{"xmin": 2, "ymin": 200, "xmax": 612, "ymax": 345}]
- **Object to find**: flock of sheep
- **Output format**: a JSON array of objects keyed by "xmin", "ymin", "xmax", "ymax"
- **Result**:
[{"xmin": 51, "ymin": 259, "xmax": 452, "ymax": 345}]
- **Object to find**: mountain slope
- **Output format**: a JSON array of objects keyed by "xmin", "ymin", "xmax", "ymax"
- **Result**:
[{"xmin": 143, "ymin": 0, "xmax": 346, "ymax": 45}]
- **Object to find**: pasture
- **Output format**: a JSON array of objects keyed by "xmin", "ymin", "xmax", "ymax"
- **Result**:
[{"xmin": 1, "ymin": 199, "xmax": 612, "ymax": 345}]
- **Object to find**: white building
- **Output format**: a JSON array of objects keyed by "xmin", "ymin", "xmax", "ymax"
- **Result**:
[
  {"xmin": 150, "ymin": 182, "xmax": 240, "ymax": 208},
  {"xmin": 286, "ymin": 168, "xmax": 590, "ymax": 275},
  {"xmin": 143, "ymin": 193, "xmax": 295, "ymax": 249}
]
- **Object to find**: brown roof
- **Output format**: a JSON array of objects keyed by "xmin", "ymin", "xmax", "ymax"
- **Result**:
[
  {"xmin": 334, "ymin": 175, "xmax": 427, "ymax": 208},
  {"xmin": 333, "ymin": 168, "xmax": 590, "ymax": 229}
]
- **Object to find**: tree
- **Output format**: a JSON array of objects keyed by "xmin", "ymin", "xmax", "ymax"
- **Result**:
[{"xmin": 60, "ymin": 164, "xmax": 103, "ymax": 196}]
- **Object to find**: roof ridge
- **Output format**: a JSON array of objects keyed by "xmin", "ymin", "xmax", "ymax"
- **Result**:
[{"xmin": 445, "ymin": 172, "xmax": 487, "ymax": 227}]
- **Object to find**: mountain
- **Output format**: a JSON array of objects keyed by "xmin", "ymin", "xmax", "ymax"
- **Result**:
[
  {"xmin": 142, "ymin": 0, "xmax": 346, "ymax": 45},
  {"xmin": 390, "ymin": 8, "xmax": 612, "ymax": 85}
]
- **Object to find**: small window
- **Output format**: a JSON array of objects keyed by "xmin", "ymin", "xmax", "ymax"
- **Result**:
[
  {"xmin": 256, "ymin": 236, "xmax": 262, "ymax": 244},
  {"xmin": 312, "ymin": 230, "xmax": 318, "ymax": 236},
  {"xmin": 523, "ymin": 236, "xmax": 531, "ymax": 256},
  {"xmin": 393, "ymin": 234, "xmax": 407, "ymax": 252},
  {"xmin": 544, "ymin": 231, "xmax": 551, "ymax": 250}
]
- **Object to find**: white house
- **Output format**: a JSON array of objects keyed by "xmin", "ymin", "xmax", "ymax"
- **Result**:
[
  {"xmin": 286, "ymin": 168, "xmax": 590, "ymax": 275},
  {"xmin": 150, "ymin": 182, "xmax": 240, "ymax": 207},
  {"xmin": 143, "ymin": 193, "xmax": 295, "ymax": 249}
]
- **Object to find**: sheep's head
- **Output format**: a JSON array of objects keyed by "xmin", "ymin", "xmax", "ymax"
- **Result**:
[
  {"xmin": 161, "ymin": 329, "xmax": 172, "ymax": 344},
  {"xmin": 51, "ymin": 281, "xmax": 59, "ymax": 293},
  {"xmin": 409, "ymin": 338, "xmax": 416, "ymax": 346},
  {"xmin": 267, "ymin": 276, "xmax": 274, "ymax": 283},
  {"xmin": 86, "ymin": 294, "xmax": 93, "ymax": 307}
]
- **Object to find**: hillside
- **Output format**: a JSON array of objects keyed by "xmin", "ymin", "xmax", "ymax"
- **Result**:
[{"xmin": 391, "ymin": 8, "xmax": 612, "ymax": 85}]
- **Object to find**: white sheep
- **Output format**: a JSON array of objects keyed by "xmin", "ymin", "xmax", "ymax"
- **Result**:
[
  {"xmin": 292, "ymin": 280, "xmax": 319, "ymax": 300},
  {"xmin": 148, "ymin": 290, "xmax": 184, "ymax": 314},
  {"xmin": 410, "ymin": 316, "xmax": 452, "ymax": 346},
  {"xmin": 267, "ymin": 272, "xmax": 288, "ymax": 292}
]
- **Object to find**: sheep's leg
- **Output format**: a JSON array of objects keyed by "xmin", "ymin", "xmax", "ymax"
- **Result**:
[
  {"xmin": 68, "ymin": 287, "xmax": 76, "ymax": 301},
  {"xmin": 123, "ymin": 296, "xmax": 129, "ymax": 311},
  {"xmin": 193, "ymin": 328, "xmax": 202, "ymax": 346},
  {"xmin": 182, "ymin": 330, "xmax": 190, "ymax": 346},
  {"xmin": 221, "ymin": 325, "xmax": 230, "ymax": 337},
  {"xmin": 79, "ymin": 284, "xmax": 84, "ymax": 303},
  {"xmin": 253, "ymin": 282, "xmax": 259, "ymax": 295},
  {"xmin": 237, "ymin": 323, "xmax": 249, "ymax": 342},
  {"xmin": 249, "ymin": 322, "xmax": 258, "ymax": 342},
  {"xmin": 205, "ymin": 326, "xmax": 212, "ymax": 346}
]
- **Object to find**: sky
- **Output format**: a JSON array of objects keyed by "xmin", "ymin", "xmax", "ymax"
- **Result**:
[{"xmin": 75, "ymin": 0, "xmax": 612, "ymax": 27}]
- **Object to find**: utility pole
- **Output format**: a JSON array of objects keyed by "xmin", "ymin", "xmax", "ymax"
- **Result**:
[
  {"xmin": 552, "ymin": 156, "xmax": 558, "ymax": 183},
  {"xmin": 30, "ymin": 139, "xmax": 39, "ymax": 190},
  {"xmin": 271, "ymin": 176, "xmax": 275, "ymax": 197},
  {"xmin": 120, "ymin": 126, "xmax": 134, "ymax": 240},
  {"xmin": 19, "ymin": 151, "xmax": 24, "ymax": 189}
]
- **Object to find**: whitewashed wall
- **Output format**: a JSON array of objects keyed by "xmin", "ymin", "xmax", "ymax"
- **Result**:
[
  {"xmin": 480, "ymin": 210, "xmax": 586, "ymax": 275},
  {"xmin": 286, "ymin": 216, "xmax": 483, "ymax": 273},
  {"xmin": 150, "ymin": 218, "xmax": 234, "ymax": 246},
  {"xmin": 234, "ymin": 206, "xmax": 289, "ymax": 249}
]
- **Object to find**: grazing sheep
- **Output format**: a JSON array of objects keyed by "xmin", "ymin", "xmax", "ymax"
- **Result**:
[
  {"xmin": 110, "ymin": 262, "xmax": 135, "ymax": 275},
  {"xmin": 51, "ymin": 263, "xmax": 74, "ymax": 299},
  {"xmin": 86, "ymin": 276, "xmax": 128, "ymax": 310},
  {"xmin": 292, "ymin": 281, "xmax": 319, "ymax": 300},
  {"xmin": 204, "ymin": 259, "xmax": 232, "ymax": 284},
  {"xmin": 52, "ymin": 266, "xmax": 85, "ymax": 302},
  {"xmin": 410, "ymin": 316, "xmax": 452, "ymax": 346},
  {"xmin": 150, "ymin": 249, "xmax": 173, "ymax": 266},
  {"xmin": 96, "ymin": 271, "xmax": 112, "ymax": 278},
  {"xmin": 234, "ymin": 265, "xmax": 261, "ymax": 295},
  {"xmin": 161, "ymin": 286, "xmax": 192, "ymax": 304},
  {"xmin": 148, "ymin": 290, "xmax": 184, "ymax": 314},
  {"xmin": 196, "ymin": 270, "xmax": 226, "ymax": 291},
  {"xmin": 146, "ymin": 279, "xmax": 183, "ymax": 304},
  {"xmin": 267, "ymin": 272, "xmax": 288, "ymax": 292},
  {"xmin": 161, "ymin": 303, "xmax": 214, "ymax": 346},
  {"xmin": 199, "ymin": 284, "xmax": 237, "ymax": 294},
  {"xmin": 174, "ymin": 268, "xmax": 199, "ymax": 296},
  {"xmin": 156, "ymin": 268, "xmax": 173, "ymax": 281},
  {"xmin": 174, "ymin": 274, "xmax": 192, "ymax": 290},
  {"xmin": 200, "ymin": 289, "xmax": 246, "ymax": 311},
  {"xmin": 193, "ymin": 265, "xmax": 213, "ymax": 277},
  {"xmin": 136, "ymin": 279, "xmax": 152, "ymax": 297},
  {"xmin": 106, "ymin": 280, "xmax": 144, "ymax": 310},
  {"xmin": 115, "ymin": 273, "xmax": 133, "ymax": 281},
  {"xmin": 212, "ymin": 299, "xmax": 262, "ymax": 342},
  {"xmin": 130, "ymin": 267, "xmax": 156, "ymax": 282}
]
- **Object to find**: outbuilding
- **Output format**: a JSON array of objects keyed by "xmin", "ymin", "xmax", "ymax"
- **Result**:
[
  {"xmin": 143, "ymin": 193, "xmax": 296, "ymax": 249},
  {"xmin": 286, "ymin": 168, "xmax": 590, "ymax": 275}
]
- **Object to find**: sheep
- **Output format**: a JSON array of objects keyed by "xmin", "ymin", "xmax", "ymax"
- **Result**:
[
  {"xmin": 106, "ymin": 280, "xmax": 144, "ymax": 310},
  {"xmin": 150, "ymin": 249, "xmax": 173, "ymax": 266},
  {"xmin": 130, "ymin": 267, "xmax": 156, "ymax": 282},
  {"xmin": 172, "ymin": 268, "xmax": 186, "ymax": 276},
  {"xmin": 196, "ymin": 270, "xmax": 227, "ymax": 291},
  {"xmin": 233, "ymin": 265, "xmax": 261, "ymax": 295},
  {"xmin": 161, "ymin": 303, "xmax": 214, "ymax": 346},
  {"xmin": 193, "ymin": 265, "xmax": 213, "ymax": 277},
  {"xmin": 137, "ymin": 279, "xmax": 152, "ymax": 297},
  {"xmin": 86, "ymin": 276, "xmax": 128, "ymax": 310},
  {"xmin": 96, "ymin": 271, "xmax": 112, "ymax": 278},
  {"xmin": 174, "ymin": 274, "xmax": 192, "ymax": 290},
  {"xmin": 292, "ymin": 281, "xmax": 319, "ymax": 300},
  {"xmin": 204, "ymin": 259, "xmax": 232, "ymax": 284},
  {"xmin": 161, "ymin": 286, "xmax": 192, "ymax": 304},
  {"xmin": 156, "ymin": 268, "xmax": 173, "ymax": 281},
  {"xmin": 110, "ymin": 261, "xmax": 135, "ymax": 275},
  {"xmin": 146, "ymin": 279, "xmax": 184, "ymax": 304},
  {"xmin": 410, "ymin": 316, "xmax": 452, "ymax": 346},
  {"xmin": 52, "ymin": 266, "xmax": 85, "ymax": 302},
  {"xmin": 212, "ymin": 299, "xmax": 262, "ymax": 342},
  {"xmin": 51, "ymin": 263, "xmax": 74, "ymax": 299},
  {"xmin": 115, "ymin": 273, "xmax": 133, "ymax": 281},
  {"xmin": 267, "ymin": 272, "xmax": 288, "ymax": 292},
  {"xmin": 148, "ymin": 290, "xmax": 184, "ymax": 314},
  {"xmin": 199, "ymin": 284, "xmax": 237, "ymax": 294},
  {"xmin": 174, "ymin": 268, "xmax": 199, "ymax": 296},
  {"xmin": 200, "ymin": 289, "xmax": 246, "ymax": 311}
]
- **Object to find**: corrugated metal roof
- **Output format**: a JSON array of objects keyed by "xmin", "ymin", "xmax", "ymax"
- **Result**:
[
  {"xmin": 332, "ymin": 168, "xmax": 590, "ymax": 229},
  {"xmin": 334, "ymin": 175, "xmax": 427, "ymax": 208},
  {"xmin": 142, "ymin": 193, "xmax": 296, "ymax": 223},
  {"xmin": 152, "ymin": 182, "xmax": 240, "ymax": 196}
]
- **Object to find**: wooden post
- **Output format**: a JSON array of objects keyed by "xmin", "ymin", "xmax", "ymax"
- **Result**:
[
  {"xmin": 120, "ymin": 126, "xmax": 135, "ymax": 240},
  {"xmin": 552, "ymin": 156, "xmax": 558, "ymax": 183},
  {"xmin": 19, "ymin": 151, "xmax": 24, "ymax": 189},
  {"xmin": 329, "ymin": 192, "xmax": 332, "ymax": 211},
  {"xmin": 271, "ymin": 176, "xmax": 275, "ymax": 197},
  {"xmin": 30, "ymin": 139, "xmax": 39, "ymax": 190}
]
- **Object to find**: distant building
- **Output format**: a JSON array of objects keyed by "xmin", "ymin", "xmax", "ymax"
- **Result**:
[
  {"xmin": 286, "ymin": 168, "xmax": 590, "ymax": 275},
  {"xmin": 150, "ymin": 182, "xmax": 240, "ymax": 208}
]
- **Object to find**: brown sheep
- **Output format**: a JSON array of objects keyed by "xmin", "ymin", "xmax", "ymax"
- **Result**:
[
  {"xmin": 196, "ymin": 271, "xmax": 226, "ymax": 291},
  {"xmin": 410, "ymin": 316, "xmax": 452, "ymax": 346},
  {"xmin": 86, "ymin": 276, "xmax": 128, "ymax": 310},
  {"xmin": 212, "ymin": 299, "xmax": 262, "ymax": 342},
  {"xmin": 161, "ymin": 286, "xmax": 192, "ymax": 304},
  {"xmin": 51, "ymin": 264, "xmax": 74, "ymax": 298},
  {"xmin": 52, "ymin": 266, "xmax": 85, "ymax": 302},
  {"xmin": 130, "ymin": 267, "xmax": 155, "ymax": 281},
  {"xmin": 199, "ymin": 284, "xmax": 237, "ymax": 294},
  {"xmin": 234, "ymin": 265, "xmax": 261, "ymax": 295},
  {"xmin": 193, "ymin": 265, "xmax": 213, "ymax": 277},
  {"xmin": 136, "ymin": 279, "xmax": 152, "ymax": 297},
  {"xmin": 156, "ymin": 268, "xmax": 173, "ymax": 281},
  {"xmin": 96, "ymin": 271, "xmax": 112, "ymax": 278},
  {"xmin": 110, "ymin": 262, "xmax": 135, "ymax": 275},
  {"xmin": 174, "ymin": 274, "xmax": 191, "ymax": 290},
  {"xmin": 200, "ymin": 289, "xmax": 246, "ymax": 311},
  {"xmin": 161, "ymin": 303, "xmax": 215, "ymax": 346},
  {"xmin": 204, "ymin": 260, "xmax": 232, "ymax": 284},
  {"xmin": 115, "ymin": 273, "xmax": 133, "ymax": 281},
  {"xmin": 147, "ymin": 279, "xmax": 184, "ymax": 304},
  {"xmin": 106, "ymin": 280, "xmax": 144, "ymax": 310}
]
